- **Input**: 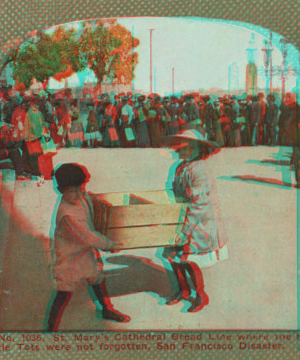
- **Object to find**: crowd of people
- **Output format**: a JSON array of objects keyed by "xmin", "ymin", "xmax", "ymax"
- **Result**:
[{"xmin": 0, "ymin": 86, "xmax": 299, "ymax": 184}]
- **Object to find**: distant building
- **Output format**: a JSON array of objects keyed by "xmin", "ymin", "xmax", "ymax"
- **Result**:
[
  {"xmin": 228, "ymin": 62, "xmax": 239, "ymax": 93},
  {"xmin": 245, "ymin": 34, "xmax": 258, "ymax": 95}
]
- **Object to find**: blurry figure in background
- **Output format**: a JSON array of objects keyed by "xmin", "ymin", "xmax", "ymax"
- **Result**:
[
  {"xmin": 46, "ymin": 163, "xmax": 130, "ymax": 331},
  {"xmin": 281, "ymin": 93, "xmax": 300, "ymax": 187},
  {"xmin": 24, "ymin": 96, "xmax": 49, "ymax": 185},
  {"xmin": 183, "ymin": 95, "xmax": 199, "ymax": 125},
  {"xmin": 68, "ymin": 100, "xmax": 84, "ymax": 148},
  {"xmin": 257, "ymin": 92, "xmax": 267, "ymax": 145},
  {"xmin": 203, "ymin": 96, "xmax": 215, "ymax": 141},
  {"xmin": 162, "ymin": 129, "xmax": 228, "ymax": 312},
  {"xmin": 148, "ymin": 96, "xmax": 162, "ymax": 147},
  {"xmin": 160, "ymin": 98, "xmax": 171, "ymax": 138},
  {"xmin": 167, "ymin": 96, "xmax": 180, "ymax": 135},
  {"xmin": 103, "ymin": 100, "xmax": 119, "ymax": 147},
  {"xmin": 238, "ymin": 99, "xmax": 249, "ymax": 146},
  {"xmin": 265, "ymin": 94, "xmax": 279, "ymax": 146},
  {"xmin": 228, "ymin": 95, "xmax": 241, "ymax": 147},
  {"xmin": 243, "ymin": 95, "xmax": 253, "ymax": 146},
  {"xmin": 35, "ymin": 90, "xmax": 54, "ymax": 126},
  {"xmin": 120, "ymin": 96, "xmax": 135, "ymax": 147},
  {"xmin": 212, "ymin": 99, "xmax": 225, "ymax": 147},
  {"xmin": 85, "ymin": 101, "xmax": 101, "ymax": 148},
  {"xmin": 95, "ymin": 95, "xmax": 105, "ymax": 137},
  {"xmin": 221, "ymin": 96, "xmax": 232, "ymax": 147},
  {"xmin": 115, "ymin": 95, "xmax": 124, "ymax": 146},
  {"xmin": 2, "ymin": 89, "xmax": 15, "ymax": 124},
  {"xmin": 279, "ymin": 92, "xmax": 297, "ymax": 146},
  {"xmin": 9, "ymin": 95, "xmax": 31, "ymax": 179},
  {"xmin": 250, "ymin": 95, "xmax": 260, "ymax": 146},
  {"xmin": 53, "ymin": 101, "xmax": 68, "ymax": 148}
]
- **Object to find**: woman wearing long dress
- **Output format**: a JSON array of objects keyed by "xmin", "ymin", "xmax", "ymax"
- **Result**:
[
  {"xmin": 162, "ymin": 129, "xmax": 228, "ymax": 312},
  {"xmin": 103, "ymin": 101, "xmax": 120, "ymax": 147},
  {"xmin": 68, "ymin": 100, "xmax": 84, "ymax": 148}
]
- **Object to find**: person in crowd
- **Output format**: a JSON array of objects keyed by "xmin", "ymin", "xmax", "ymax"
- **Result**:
[
  {"xmin": 183, "ymin": 95, "xmax": 199, "ymax": 125},
  {"xmin": 85, "ymin": 101, "xmax": 101, "ymax": 148},
  {"xmin": 250, "ymin": 95, "xmax": 260, "ymax": 146},
  {"xmin": 24, "ymin": 95, "xmax": 49, "ymax": 185},
  {"xmin": 135, "ymin": 95, "xmax": 151, "ymax": 147},
  {"xmin": 243, "ymin": 95, "xmax": 253, "ymax": 146},
  {"xmin": 35, "ymin": 90, "xmax": 54, "ymax": 126},
  {"xmin": 161, "ymin": 129, "xmax": 228, "ymax": 312},
  {"xmin": 9, "ymin": 95, "xmax": 32, "ymax": 179},
  {"xmin": 212, "ymin": 99, "xmax": 225, "ymax": 147},
  {"xmin": 227, "ymin": 95, "xmax": 240, "ymax": 147},
  {"xmin": 279, "ymin": 92, "xmax": 297, "ymax": 147},
  {"xmin": 167, "ymin": 96, "xmax": 181, "ymax": 135},
  {"xmin": 68, "ymin": 99, "xmax": 84, "ymax": 148},
  {"xmin": 265, "ymin": 94, "xmax": 279, "ymax": 146},
  {"xmin": 120, "ymin": 95, "xmax": 135, "ymax": 147},
  {"xmin": 53, "ymin": 100, "xmax": 70, "ymax": 148},
  {"xmin": 95, "ymin": 95, "xmax": 106, "ymax": 135},
  {"xmin": 103, "ymin": 100, "xmax": 119, "ymax": 147},
  {"xmin": 148, "ymin": 96, "xmax": 162, "ymax": 147},
  {"xmin": 257, "ymin": 92, "xmax": 267, "ymax": 145},
  {"xmin": 46, "ymin": 163, "xmax": 130, "ymax": 331},
  {"xmin": 160, "ymin": 98, "xmax": 171, "ymax": 137},
  {"xmin": 2, "ymin": 89, "xmax": 16, "ymax": 124},
  {"xmin": 203, "ymin": 96, "xmax": 215, "ymax": 141}
]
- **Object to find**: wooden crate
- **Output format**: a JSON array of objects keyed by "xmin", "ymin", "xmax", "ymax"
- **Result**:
[{"xmin": 92, "ymin": 190, "xmax": 187, "ymax": 250}]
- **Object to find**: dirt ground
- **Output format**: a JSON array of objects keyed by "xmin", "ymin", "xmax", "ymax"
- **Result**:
[{"xmin": 0, "ymin": 146, "xmax": 297, "ymax": 330}]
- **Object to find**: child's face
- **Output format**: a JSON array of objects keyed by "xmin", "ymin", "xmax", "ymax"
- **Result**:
[{"xmin": 63, "ymin": 186, "xmax": 83, "ymax": 204}]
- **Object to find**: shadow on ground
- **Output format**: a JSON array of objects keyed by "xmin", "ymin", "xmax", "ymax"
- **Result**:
[{"xmin": 218, "ymin": 175, "xmax": 296, "ymax": 189}]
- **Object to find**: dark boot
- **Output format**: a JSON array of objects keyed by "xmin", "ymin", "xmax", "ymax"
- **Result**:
[
  {"xmin": 92, "ymin": 282, "xmax": 130, "ymax": 323},
  {"xmin": 183, "ymin": 262, "xmax": 209, "ymax": 312},
  {"xmin": 46, "ymin": 291, "xmax": 72, "ymax": 331},
  {"xmin": 166, "ymin": 262, "xmax": 190, "ymax": 305}
]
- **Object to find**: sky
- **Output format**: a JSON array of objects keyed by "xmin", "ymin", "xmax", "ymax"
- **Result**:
[{"xmin": 46, "ymin": 17, "xmax": 299, "ymax": 94}]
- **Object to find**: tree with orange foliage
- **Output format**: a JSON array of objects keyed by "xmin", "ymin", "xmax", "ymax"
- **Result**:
[
  {"xmin": 78, "ymin": 20, "xmax": 139, "ymax": 86},
  {"xmin": 109, "ymin": 23, "xmax": 139, "ymax": 85},
  {"xmin": 9, "ymin": 27, "xmax": 86, "ymax": 89}
]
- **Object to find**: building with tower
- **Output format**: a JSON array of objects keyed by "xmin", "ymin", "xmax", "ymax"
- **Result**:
[{"xmin": 246, "ymin": 34, "xmax": 258, "ymax": 95}]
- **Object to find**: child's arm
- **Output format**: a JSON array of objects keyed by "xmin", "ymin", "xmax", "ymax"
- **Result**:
[{"xmin": 61, "ymin": 215, "xmax": 118, "ymax": 251}]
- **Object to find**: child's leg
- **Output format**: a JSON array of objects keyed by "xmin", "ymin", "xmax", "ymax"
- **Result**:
[
  {"xmin": 47, "ymin": 291, "xmax": 72, "ymax": 331},
  {"xmin": 91, "ymin": 282, "xmax": 130, "ymax": 323}
]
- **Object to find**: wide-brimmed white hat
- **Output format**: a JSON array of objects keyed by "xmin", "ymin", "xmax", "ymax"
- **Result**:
[{"xmin": 163, "ymin": 129, "xmax": 219, "ymax": 148}]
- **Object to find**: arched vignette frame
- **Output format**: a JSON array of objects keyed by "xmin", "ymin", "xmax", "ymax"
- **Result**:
[{"xmin": 0, "ymin": 0, "xmax": 299, "ymax": 343}]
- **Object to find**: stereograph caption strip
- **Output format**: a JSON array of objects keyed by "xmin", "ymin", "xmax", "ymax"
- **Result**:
[{"xmin": 0, "ymin": 0, "xmax": 299, "ymax": 359}]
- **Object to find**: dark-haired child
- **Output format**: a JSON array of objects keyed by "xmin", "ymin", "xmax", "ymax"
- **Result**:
[{"xmin": 46, "ymin": 163, "xmax": 130, "ymax": 331}]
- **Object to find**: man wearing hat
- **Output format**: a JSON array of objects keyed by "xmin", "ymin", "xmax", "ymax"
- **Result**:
[
  {"xmin": 183, "ymin": 95, "xmax": 199, "ymax": 124},
  {"xmin": 265, "ymin": 94, "xmax": 279, "ymax": 146},
  {"xmin": 161, "ymin": 129, "xmax": 228, "ymax": 312},
  {"xmin": 167, "ymin": 96, "xmax": 180, "ymax": 135},
  {"xmin": 147, "ymin": 96, "xmax": 162, "ymax": 147},
  {"xmin": 85, "ymin": 100, "xmax": 101, "ymax": 147},
  {"xmin": 120, "ymin": 95, "xmax": 135, "ymax": 147},
  {"xmin": 227, "ymin": 95, "xmax": 241, "ymax": 146},
  {"xmin": 135, "ymin": 95, "xmax": 151, "ymax": 147},
  {"xmin": 46, "ymin": 163, "xmax": 131, "ymax": 331}
]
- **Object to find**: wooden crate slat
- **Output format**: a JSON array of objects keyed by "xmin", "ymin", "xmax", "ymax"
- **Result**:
[
  {"xmin": 107, "ymin": 224, "xmax": 184, "ymax": 249},
  {"xmin": 105, "ymin": 203, "xmax": 187, "ymax": 228}
]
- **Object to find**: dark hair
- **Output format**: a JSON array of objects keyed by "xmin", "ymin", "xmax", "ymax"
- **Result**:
[
  {"xmin": 53, "ymin": 163, "xmax": 90, "ymax": 193},
  {"xmin": 70, "ymin": 99, "xmax": 78, "ymax": 107}
]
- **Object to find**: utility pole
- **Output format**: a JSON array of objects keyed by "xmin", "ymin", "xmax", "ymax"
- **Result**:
[
  {"xmin": 172, "ymin": 67, "xmax": 174, "ymax": 94},
  {"xmin": 149, "ymin": 29, "xmax": 155, "ymax": 94}
]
